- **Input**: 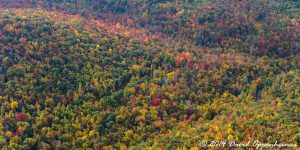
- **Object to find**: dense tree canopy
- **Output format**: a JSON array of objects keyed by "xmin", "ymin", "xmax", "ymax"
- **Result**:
[{"xmin": 0, "ymin": 0, "xmax": 299, "ymax": 149}]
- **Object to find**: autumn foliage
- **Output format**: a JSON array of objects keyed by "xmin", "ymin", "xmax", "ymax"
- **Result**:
[
  {"xmin": 150, "ymin": 98, "xmax": 161, "ymax": 106},
  {"xmin": 15, "ymin": 113, "xmax": 28, "ymax": 122},
  {"xmin": 0, "ymin": 0, "xmax": 299, "ymax": 149}
]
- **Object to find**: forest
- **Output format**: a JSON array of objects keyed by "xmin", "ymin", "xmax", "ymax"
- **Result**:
[{"xmin": 0, "ymin": 0, "xmax": 299, "ymax": 149}]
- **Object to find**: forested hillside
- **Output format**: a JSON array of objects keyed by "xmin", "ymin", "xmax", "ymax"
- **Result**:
[{"xmin": 0, "ymin": 0, "xmax": 299, "ymax": 149}]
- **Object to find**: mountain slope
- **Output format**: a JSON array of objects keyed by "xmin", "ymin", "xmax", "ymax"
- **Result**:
[
  {"xmin": 0, "ymin": 2, "xmax": 299, "ymax": 150},
  {"xmin": 1, "ymin": 0, "xmax": 299, "ymax": 57}
]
